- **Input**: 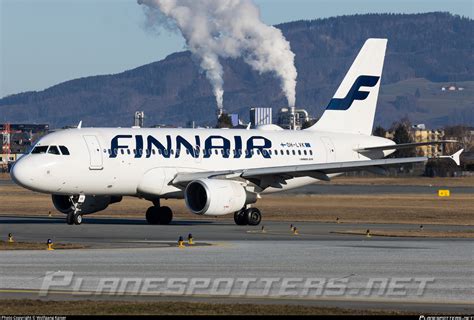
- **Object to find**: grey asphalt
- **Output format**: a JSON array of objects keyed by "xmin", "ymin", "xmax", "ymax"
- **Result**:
[
  {"xmin": 1, "ymin": 215, "xmax": 473, "ymax": 246},
  {"xmin": 0, "ymin": 215, "xmax": 473, "ymax": 313},
  {"xmin": 0, "ymin": 239, "xmax": 472, "ymax": 313}
]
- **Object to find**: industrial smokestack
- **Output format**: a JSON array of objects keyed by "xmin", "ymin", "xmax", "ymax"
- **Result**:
[{"xmin": 138, "ymin": 0, "xmax": 298, "ymax": 117}]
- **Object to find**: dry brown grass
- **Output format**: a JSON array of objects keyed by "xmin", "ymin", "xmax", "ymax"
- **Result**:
[
  {"xmin": 0, "ymin": 173, "xmax": 10, "ymax": 180},
  {"xmin": 3, "ymin": 172, "xmax": 474, "ymax": 185},
  {"xmin": 0, "ymin": 240, "xmax": 86, "ymax": 250},
  {"xmin": 1, "ymin": 183, "xmax": 473, "ymax": 226},
  {"xmin": 0, "ymin": 299, "xmax": 406, "ymax": 315},
  {"xmin": 329, "ymin": 175, "xmax": 474, "ymax": 187}
]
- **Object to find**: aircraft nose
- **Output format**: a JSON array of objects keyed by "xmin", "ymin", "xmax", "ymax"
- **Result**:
[{"xmin": 10, "ymin": 157, "xmax": 35, "ymax": 189}]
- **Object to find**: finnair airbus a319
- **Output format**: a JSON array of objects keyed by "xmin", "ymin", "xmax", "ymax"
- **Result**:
[{"xmin": 11, "ymin": 39, "xmax": 460, "ymax": 226}]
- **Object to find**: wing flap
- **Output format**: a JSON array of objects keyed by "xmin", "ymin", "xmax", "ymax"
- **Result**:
[
  {"xmin": 355, "ymin": 140, "xmax": 457, "ymax": 152},
  {"xmin": 241, "ymin": 157, "xmax": 427, "ymax": 177},
  {"xmin": 171, "ymin": 157, "xmax": 427, "ymax": 187}
]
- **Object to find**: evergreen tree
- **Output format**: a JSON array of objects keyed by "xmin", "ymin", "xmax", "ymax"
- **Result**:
[
  {"xmin": 216, "ymin": 113, "xmax": 233, "ymax": 128},
  {"xmin": 392, "ymin": 122, "xmax": 415, "ymax": 158},
  {"xmin": 373, "ymin": 125, "xmax": 386, "ymax": 137}
]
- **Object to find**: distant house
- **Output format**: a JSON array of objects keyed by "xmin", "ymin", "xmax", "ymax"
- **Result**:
[
  {"xmin": 441, "ymin": 84, "xmax": 465, "ymax": 91},
  {"xmin": 384, "ymin": 127, "xmax": 446, "ymax": 158}
]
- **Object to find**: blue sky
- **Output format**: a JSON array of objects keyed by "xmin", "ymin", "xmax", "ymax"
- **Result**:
[{"xmin": 1, "ymin": 0, "xmax": 472, "ymax": 98}]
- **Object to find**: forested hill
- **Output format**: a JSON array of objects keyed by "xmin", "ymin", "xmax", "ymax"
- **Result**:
[{"xmin": 1, "ymin": 12, "xmax": 473, "ymax": 128}]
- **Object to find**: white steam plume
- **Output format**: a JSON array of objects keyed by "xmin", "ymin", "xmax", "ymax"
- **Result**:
[{"xmin": 138, "ymin": 0, "xmax": 297, "ymax": 110}]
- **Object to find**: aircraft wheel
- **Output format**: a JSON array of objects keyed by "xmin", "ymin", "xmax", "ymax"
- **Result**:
[
  {"xmin": 234, "ymin": 210, "xmax": 248, "ymax": 226},
  {"xmin": 66, "ymin": 212, "xmax": 74, "ymax": 225},
  {"xmin": 246, "ymin": 208, "xmax": 262, "ymax": 226},
  {"xmin": 146, "ymin": 206, "xmax": 160, "ymax": 225},
  {"xmin": 146, "ymin": 206, "xmax": 173, "ymax": 225},
  {"xmin": 157, "ymin": 206, "xmax": 173, "ymax": 225},
  {"xmin": 73, "ymin": 213, "xmax": 83, "ymax": 225}
]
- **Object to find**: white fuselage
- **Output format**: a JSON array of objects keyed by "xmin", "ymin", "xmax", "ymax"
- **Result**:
[{"xmin": 11, "ymin": 127, "xmax": 394, "ymax": 198}]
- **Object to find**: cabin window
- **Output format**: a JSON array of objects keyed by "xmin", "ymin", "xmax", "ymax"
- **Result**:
[
  {"xmin": 121, "ymin": 149, "xmax": 124, "ymax": 155},
  {"xmin": 309, "ymin": 150, "xmax": 313, "ymax": 156},
  {"xmin": 31, "ymin": 146, "xmax": 48, "ymax": 154},
  {"xmin": 298, "ymin": 150, "xmax": 301, "ymax": 155},
  {"xmin": 286, "ymin": 150, "xmax": 290, "ymax": 155},
  {"xmin": 303, "ymin": 150, "xmax": 307, "ymax": 155}
]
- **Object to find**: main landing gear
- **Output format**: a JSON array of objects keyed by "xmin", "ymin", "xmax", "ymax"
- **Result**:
[
  {"xmin": 234, "ymin": 207, "xmax": 262, "ymax": 226},
  {"xmin": 66, "ymin": 195, "xmax": 85, "ymax": 225},
  {"xmin": 145, "ymin": 200, "xmax": 173, "ymax": 225}
]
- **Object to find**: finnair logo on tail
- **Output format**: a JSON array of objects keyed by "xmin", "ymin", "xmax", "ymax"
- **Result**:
[{"xmin": 326, "ymin": 75, "xmax": 380, "ymax": 111}]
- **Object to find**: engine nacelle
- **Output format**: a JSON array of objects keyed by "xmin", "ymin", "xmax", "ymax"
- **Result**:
[
  {"xmin": 52, "ymin": 195, "xmax": 122, "ymax": 215},
  {"xmin": 184, "ymin": 179, "xmax": 256, "ymax": 215}
]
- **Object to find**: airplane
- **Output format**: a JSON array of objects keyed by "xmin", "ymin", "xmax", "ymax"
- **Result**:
[{"xmin": 10, "ymin": 38, "xmax": 460, "ymax": 226}]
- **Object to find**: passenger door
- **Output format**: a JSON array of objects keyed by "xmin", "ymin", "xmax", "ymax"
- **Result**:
[{"xmin": 83, "ymin": 135, "xmax": 103, "ymax": 170}]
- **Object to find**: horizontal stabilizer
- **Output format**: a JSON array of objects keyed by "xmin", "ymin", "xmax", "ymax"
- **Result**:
[
  {"xmin": 355, "ymin": 140, "xmax": 457, "ymax": 152},
  {"xmin": 437, "ymin": 149, "xmax": 464, "ymax": 166}
]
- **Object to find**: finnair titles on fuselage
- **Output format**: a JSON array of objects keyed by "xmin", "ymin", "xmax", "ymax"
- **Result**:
[
  {"xmin": 111, "ymin": 133, "xmax": 277, "ymax": 159},
  {"xmin": 12, "ymin": 39, "xmax": 443, "ymax": 226}
]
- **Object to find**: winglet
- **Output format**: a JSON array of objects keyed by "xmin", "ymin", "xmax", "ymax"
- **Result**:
[
  {"xmin": 77, "ymin": 121, "xmax": 82, "ymax": 129},
  {"xmin": 438, "ymin": 149, "xmax": 463, "ymax": 166},
  {"xmin": 450, "ymin": 149, "xmax": 464, "ymax": 166}
]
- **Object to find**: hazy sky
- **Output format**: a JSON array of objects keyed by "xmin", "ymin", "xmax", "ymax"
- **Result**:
[{"xmin": 1, "ymin": 0, "xmax": 472, "ymax": 97}]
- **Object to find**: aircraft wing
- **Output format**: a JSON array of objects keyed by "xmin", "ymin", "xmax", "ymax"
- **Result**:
[
  {"xmin": 355, "ymin": 140, "xmax": 457, "ymax": 152},
  {"xmin": 171, "ymin": 156, "xmax": 427, "ymax": 189}
]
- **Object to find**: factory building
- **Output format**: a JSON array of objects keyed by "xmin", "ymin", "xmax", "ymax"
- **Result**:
[
  {"xmin": 276, "ymin": 107, "xmax": 311, "ymax": 130},
  {"xmin": 250, "ymin": 107, "xmax": 272, "ymax": 127}
]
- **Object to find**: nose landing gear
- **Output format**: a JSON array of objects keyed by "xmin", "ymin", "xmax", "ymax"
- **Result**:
[{"xmin": 66, "ymin": 195, "xmax": 85, "ymax": 225}]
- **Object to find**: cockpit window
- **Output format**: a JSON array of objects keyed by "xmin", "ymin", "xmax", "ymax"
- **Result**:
[
  {"xmin": 31, "ymin": 146, "xmax": 48, "ymax": 154},
  {"xmin": 48, "ymin": 146, "xmax": 60, "ymax": 155},
  {"xmin": 59, "ymin": 146, "xmax": 70, "ymax": 155}
]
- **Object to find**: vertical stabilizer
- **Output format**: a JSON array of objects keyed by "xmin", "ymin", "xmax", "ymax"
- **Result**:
[{"xmin": 308, "ymin": 38, "xmax": 387, "ymax": 135}]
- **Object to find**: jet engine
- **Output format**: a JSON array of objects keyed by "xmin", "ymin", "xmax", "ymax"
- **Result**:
[
  {"xmin": 184, "ymin": 179, "xmax": 257, "ymax": 215},
  {"xmin": 52, "ymin": 195, "xmax": 122, "ymax": 215}
]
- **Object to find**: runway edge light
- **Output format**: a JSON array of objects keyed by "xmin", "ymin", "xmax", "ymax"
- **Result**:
[
  {"xmin": 178, "ymin": 236, "xmax": 185, "ymax": 248},
  {"xmin": 188, "ymin": 234, "xmax": 194, "ymax": 245},
  {"xmin": 47, "ymin": 239, "xmax": 54, "ymax": 251}
]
